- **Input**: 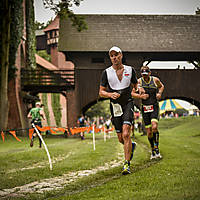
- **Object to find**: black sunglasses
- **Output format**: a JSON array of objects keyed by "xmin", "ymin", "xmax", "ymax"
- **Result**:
[{"xmin": 141, "ymin": 69, "xmax": 150, "ymax": 73}]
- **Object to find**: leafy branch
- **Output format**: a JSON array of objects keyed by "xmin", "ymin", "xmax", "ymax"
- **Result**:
[{"xmin": 42, "ymin": 0, "xmax": 87, "ymax": 32}]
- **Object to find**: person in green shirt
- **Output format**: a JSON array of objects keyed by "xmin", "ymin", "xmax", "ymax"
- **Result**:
[{"xmin": 28, "ymin": 102, "xmax": 45, "ymax": 148}]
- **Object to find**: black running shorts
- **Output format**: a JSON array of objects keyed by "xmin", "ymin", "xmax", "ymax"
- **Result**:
[
  {"xmin": 141, "ymin": 103, "xmax": 159, "ymax": 127},
  {"xmin": 110, "ymin": 101, "xmax": 134, "ymax": 133}
]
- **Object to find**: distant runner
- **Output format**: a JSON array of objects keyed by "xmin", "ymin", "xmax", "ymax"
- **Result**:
[
  {"xmin": 28, "ymin": 102, "xmax": 45, "ymax": 148},
  {"xmin": 132, "ymin": 66, "xmax": 164, "ymax": 159},
  {"xmin": 77, "ymin": 115, "xmax": 86, "ymax": 140}
]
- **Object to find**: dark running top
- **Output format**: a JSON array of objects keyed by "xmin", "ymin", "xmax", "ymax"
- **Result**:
[
  {"xmin": 139, "ymin": 76, "xmax": 158, "ymax": 105},
  {"xmin": 100, "ymin": 65, "xmax": 137, "ymax": 106}
]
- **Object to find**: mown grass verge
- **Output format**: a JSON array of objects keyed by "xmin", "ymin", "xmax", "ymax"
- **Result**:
[{"xmin": 0, "ymin": 116, "xmax": 200, "ymax": 200}]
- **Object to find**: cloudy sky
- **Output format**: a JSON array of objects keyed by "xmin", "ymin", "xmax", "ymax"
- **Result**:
[{"xmin": 34, "ymin": 0, "xmax": 200, "ymax": 23}]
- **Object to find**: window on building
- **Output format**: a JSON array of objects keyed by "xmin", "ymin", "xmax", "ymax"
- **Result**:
[{"xmin": 47, "ymin": 32, "xmax": 50, "ymax": 39}]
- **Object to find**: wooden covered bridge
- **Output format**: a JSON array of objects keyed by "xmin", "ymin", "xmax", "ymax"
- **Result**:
[
  {"xmin": 58, "ymin": 14, "xmax": 200, "ymax": 126},
  {"xmin": 22, "ymin": 14, "xmax": 200, "ymax": 127}
]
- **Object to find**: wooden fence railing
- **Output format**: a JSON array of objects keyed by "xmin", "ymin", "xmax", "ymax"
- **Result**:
[{"xmin": 21, "ymin": 69, "xmax": 75, "ymax": 92}]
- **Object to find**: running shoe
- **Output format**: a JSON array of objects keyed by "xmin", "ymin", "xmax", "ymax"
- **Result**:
[
  {"xmin": 122, "ymin": 161, "xmax": 131, "ymax": 175},
  {"xmin": 155, "ymin": 148, "xmax": 162, "ymax": 158},
  {"xmin": 150, "ymin": 150, "xmax": 156, "ymax": 160},
  {"xmin": 81, "ymin": 136, "xmax": 85, "ymax": 140},
  {"xmin": 130, "ymin": 142, "xmax": 137, "ymax": 161},
  {"xmin": 30, "ymin": 139, "xmax": 34, "ymax": 147}
]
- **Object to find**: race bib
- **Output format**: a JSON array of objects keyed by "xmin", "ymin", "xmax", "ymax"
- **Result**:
[
  {"xmin": 111, "ymin": 103, "xmax": 123, "ymax": 117},
  {"xmin": 143, "ymin": 105, "xmax": 154, "ymax": 113}
]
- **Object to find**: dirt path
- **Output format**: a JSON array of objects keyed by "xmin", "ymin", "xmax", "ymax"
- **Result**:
[{"xmin": 0, "ymin": 153, "xmax": 124, "ymax": 199}]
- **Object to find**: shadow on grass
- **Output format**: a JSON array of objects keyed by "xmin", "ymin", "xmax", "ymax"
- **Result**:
[{"xmin": 191, "ymin": 134, "xmax": 200, "ymax": 137}]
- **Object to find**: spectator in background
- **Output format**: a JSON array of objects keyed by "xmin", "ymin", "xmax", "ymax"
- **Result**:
[
  {"xmin": 77, "ymin": 115, "xmax": 86, "ymax": 140},
  {"xmin": 99, "ymin": 116, "xmax": 105, "ymax": 128},
  {"xmin": 105, "ymin": 118, "xmax": 111, "ymax": 130}
]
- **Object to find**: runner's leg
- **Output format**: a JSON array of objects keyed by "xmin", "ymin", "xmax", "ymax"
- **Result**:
[
  {"xmin": 122, "ymin": 124, "xmax": 132, "ymax": 161},
  {"xmin": 117, "ymin": 133, "xmax": 124, "ymax": 144}
]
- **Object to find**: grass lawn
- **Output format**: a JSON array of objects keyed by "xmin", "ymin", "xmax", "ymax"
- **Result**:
[{"xmin": 0, "ymin": 116, "xmax": 200, "ymax": 200}]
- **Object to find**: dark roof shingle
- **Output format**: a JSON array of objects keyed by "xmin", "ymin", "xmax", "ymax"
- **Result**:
[{"xmin": 59, "ymin": 14, "xmax": 200, "ymax": 52}]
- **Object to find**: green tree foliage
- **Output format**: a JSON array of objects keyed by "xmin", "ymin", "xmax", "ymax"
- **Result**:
[
  {"xmin": 37, "ymin": 50, "xmax": 51, "ymax": 62},
  {"xmin": 0, "ymin": 0, "xmax": 10, "ymax": 131},
  {"xmin": 0, "ymin": 0, "xmax": 86, "ymax": 130},
  {"xmin": 196, "ymin": 7, "xmax": 200, "ymax": 15},
  {"xmin": 35, "ymin": 19, "xmax": 53, "ymax": 30},
  {"xmin": 9, "ymin": 0, "xmax": 23, "ymax": 80},
  {"xmin": 43, "ymin": 0, "xmax": 87, "ymax": 32},
  {"xmin": 26, "ymin": 0, "xmax": 36, "ymax": 69},
  {"xmin": 42, "ymin": 93, "xmax": 50, "ymax": 125},
  {"xmin": 196, "ymin": 61, "xmax": 200, "ymax": 68},
  {"xmin": 51, "ymin": 93, "xmax": 62, "ymax": 127},
  {"xmin": 86, "ymin": 100, "xmax": 110, "ymax": 119},
  {"xmin": 0, "ymin": 0, "xmax": 23, "ymax": 131},
  {"xmin": 35, "ymin": 21, "xmax": 47, "ymax": 30},
  {"xmin": 0, "ymin": 0, "xmax": 23, "ymax": 82}
]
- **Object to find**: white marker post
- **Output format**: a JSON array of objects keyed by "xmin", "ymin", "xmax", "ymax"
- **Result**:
[
  {"xmin": 92, "ymin": 124, "xmax": 96, "ymax": 151},
  {"xmin": 32, "ymin": 123, "xmax": 52, "ymax": 170},
  {"xmin": 108, "ymin": 128, "xmax": 111, "ymax": 139},
  {"xmin": 103, "ymin": 125, "xmax": 106, "ymax": 142}
]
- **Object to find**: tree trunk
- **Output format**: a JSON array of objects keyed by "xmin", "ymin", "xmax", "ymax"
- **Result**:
[{"xmin": 0, "ymin": 0, "xmax": 11, "ymax": 131}]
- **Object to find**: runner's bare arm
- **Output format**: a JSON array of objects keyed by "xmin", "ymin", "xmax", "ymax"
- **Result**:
[
  {"xmin": 131, "ymin": 82, "xmax": 149, "ymax": 99},
  {"xmin": 40, "ymin": 109, "xmax": 45, "ymax": 120},
  {"xmin": 99, "ymin": 85, "xmax": 120, "ymax": 100},
  {"xmin": 155, "ymin": 77, "xmax": 164, "ymax": 100},
  {"xmin": 27, "ymin": 112, "xmax": 32, "ymax": 119},
  {"xmin": 137, "ymin": 78, "xmax": 145, "ymax": 94}
]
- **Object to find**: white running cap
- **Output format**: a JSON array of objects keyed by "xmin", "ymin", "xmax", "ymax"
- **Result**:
[
  {"xmin": 109, "ymin": 46, "xmax": 122, "ymax": 53},
  {"xmin": 141, "ymin": 68, "xmax": 151, "ymax": 75},
  {"xmin": 36, "ymin": 102, "xmax": 41, "ymax": 106}
]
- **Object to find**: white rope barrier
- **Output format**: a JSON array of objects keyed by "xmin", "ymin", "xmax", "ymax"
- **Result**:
[
  {"xmin": 32, "ymin": 123, "xmax": 52, "ymax": 170},
  {"xmin": 103, "ymin": 126, "xmax": 106, "ymax": 142}
]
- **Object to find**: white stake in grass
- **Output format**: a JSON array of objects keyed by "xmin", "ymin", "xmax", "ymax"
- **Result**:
[
  {"xmin": 92, "ymin": 124, "xmax": 96, "ymax": 151},
  {"xmin": 32, "ymin": 123, "xmax": 52, "ymax": 170},
  {"xmin": 103, "ymin": 125, "xmax": 106, "ymax": 142}
]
